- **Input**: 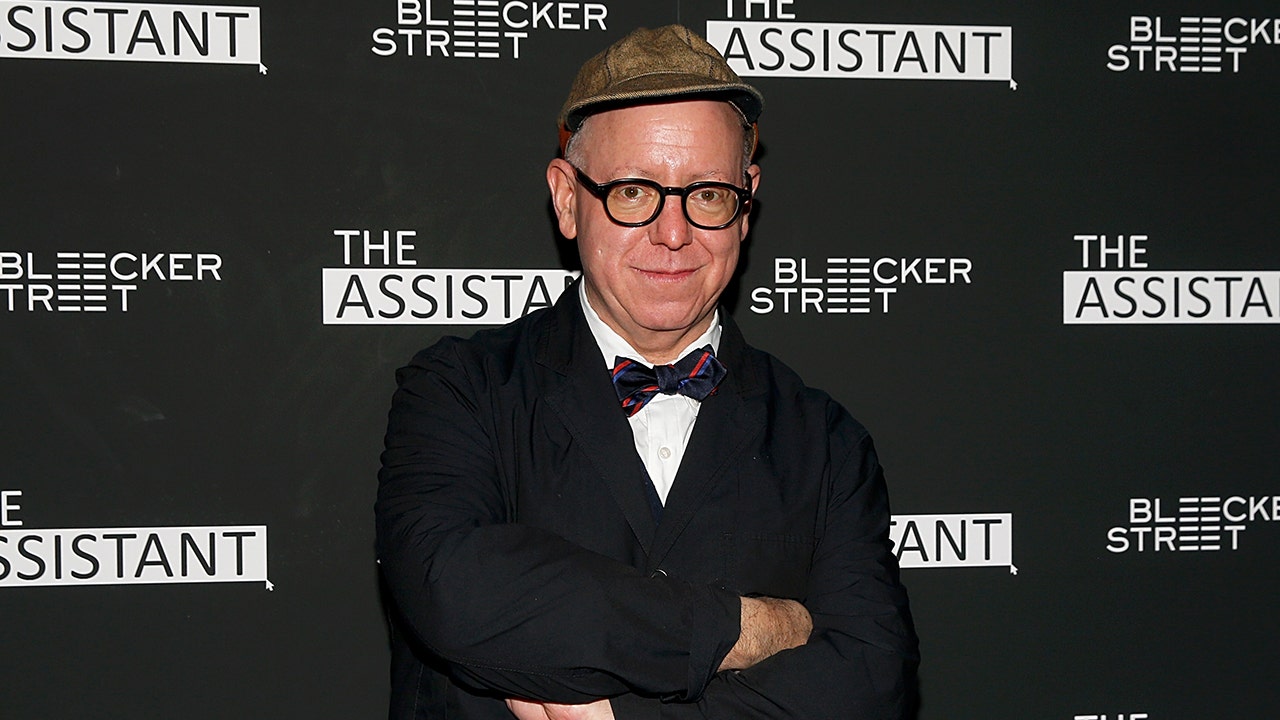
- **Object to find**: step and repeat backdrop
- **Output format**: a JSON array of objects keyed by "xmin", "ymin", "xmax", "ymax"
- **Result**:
[{"xmin": 2, "ymin": 0, "xmax": 1277, "ymax": 718}]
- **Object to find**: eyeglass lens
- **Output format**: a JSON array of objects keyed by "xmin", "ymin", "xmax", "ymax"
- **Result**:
[{"xmin": 605, "ymin": 181, "xmax": 742, "ymax": 229}]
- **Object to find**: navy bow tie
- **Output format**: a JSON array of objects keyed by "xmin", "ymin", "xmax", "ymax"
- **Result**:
[{"xmin": 610, "ymin": 345, "xmax": 728, "ymax": 417}]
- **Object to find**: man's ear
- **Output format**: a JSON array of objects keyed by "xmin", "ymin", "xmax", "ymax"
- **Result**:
[
  {"xmin": 739, "ymin": 163, "xmax": 761, "ymax": 241},
  {"xmin": 546, "ymin": 158, "xmax": 578, "ymax": 240}
]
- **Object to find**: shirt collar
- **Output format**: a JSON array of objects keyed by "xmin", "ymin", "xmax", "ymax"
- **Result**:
[{"xmin": 579, "ymin": 281, "xmax": 722, "ymax": 369}]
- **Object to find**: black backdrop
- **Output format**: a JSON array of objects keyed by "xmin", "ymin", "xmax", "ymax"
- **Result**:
[{"xmin": 3, "ymin": 1, "xmax": 1278, "ymax": 718}]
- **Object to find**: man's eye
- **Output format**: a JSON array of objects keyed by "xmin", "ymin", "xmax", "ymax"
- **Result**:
[
  {"xmin": 693, "ymin": 187, "xmax": 731, "ymax": 205},
  {"xmin": 614, "ymin": 185, "xmax": 650, "ymax": 202}
]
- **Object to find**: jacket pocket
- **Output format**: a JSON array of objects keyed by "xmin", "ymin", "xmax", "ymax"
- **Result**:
[{"xmin": 722, "ymin": 532, "xmax": 816, "ymax": 600}]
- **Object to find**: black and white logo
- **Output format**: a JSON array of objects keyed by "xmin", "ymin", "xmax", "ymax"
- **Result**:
[
  {"xmin": 749, "ymin": 256, "xmax": 973, "ymax": 316},
  {"xmin": 323, "ymin": 229, "xmax": 577, "ymax": 325},
  {"xmin": 1063, "ymin": 234, "xmax": 1280, "ymax": 324},
  {"xmin": 0, "ymin": 490, "xmax": 271, "ymax": 589},
  {"xmin": 890, "ymin": 513, "xmax": 1015, "ymax": 573},
  {"xmin": 1107, "ymin": 496, "xmax": 1277, "ymax": 553},
  {"xmin": 0, "ymin": 250, "xmax": 224, "ymax": 313},
  {"xmin": 0, "ymin": 1, "xmax": 265, "ymax": 71},
  {"xmin": 707, "ymin": 1, "xmax": 1014, "ymax": 87},
  {"xmin": 372, "ymin": 0, "xmax": 608, "ymax": 59},
  {"xmin": 1108, "ymin": 16, "xmax": 1280, "ymax": 73}
]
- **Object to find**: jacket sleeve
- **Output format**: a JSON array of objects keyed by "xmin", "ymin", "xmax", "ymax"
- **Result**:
[
  {"xmin": 611, "ymin": 410, "xmax": 919, "ymax": 720},
  {"xmin": 375, "ymin": 341, "xmax": 741, "ymax": 704}
]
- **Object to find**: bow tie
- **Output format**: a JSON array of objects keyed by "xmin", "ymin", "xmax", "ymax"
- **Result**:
[{"xmin": 610, "ymin": 345, "xmax": 728, "ymax": 417}]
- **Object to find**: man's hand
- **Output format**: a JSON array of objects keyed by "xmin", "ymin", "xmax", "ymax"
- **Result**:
[
  {"xmin": 506, "ymin": 698, "xmax": 615, "ymax": 720},
  {"xmin": 719, "ymin": 596, "xmax": 813, "ymax": 671}
]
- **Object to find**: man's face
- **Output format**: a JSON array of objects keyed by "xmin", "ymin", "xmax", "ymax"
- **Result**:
[{"xmin": 548, "ymin": 100, "xmax": 759, "ymax": 360}]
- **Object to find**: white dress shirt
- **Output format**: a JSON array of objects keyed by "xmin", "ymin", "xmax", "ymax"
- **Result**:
[{"xmin": 579, "ymin": 282, "xmax": 722, "ymax": 505}]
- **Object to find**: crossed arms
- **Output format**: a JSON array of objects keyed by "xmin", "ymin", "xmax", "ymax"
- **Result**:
[{"xmin": 376, "ymin": 343, "xmax": 917, "ymax": 718}]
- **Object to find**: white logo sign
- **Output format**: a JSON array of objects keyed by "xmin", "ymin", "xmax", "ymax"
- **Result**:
[
  {"xmin": 890, "ymin": 513, "xmax": 1016, "ymax": 573},
  {"xmin": 372, "ymin": 0, "xmax": 608, "ymax": 59},
  {"xmin": 0, "ymin": 525, "xmax": 270, "ymax": 588},
  {"xmin": 1107, "ymin": 496, "xmax": 1277, "ymax": 553},
  {"xmin": 1108, "ymin": 16, "xmax": 1280, "ymax": 73},
  {"xmin": 0, "ymin": 490, "xmax": 271, "ymax": 589},
  {"xmin": 706, "ymin": 2, "xmax": 1014, "ymax": 87},
  {"xmin": 0, "ymin": 250, "xmax": 223, "ymax": 313},
  {"xmin": 749, "ymin": 256, "xmax": 972, "ymax": 315},
  {"xmin": 323, "ymin": 229, "xmax": 577, "ymax": 325},
  {"xmin": 1063, "ymin": 234, "xmax": 1280, "ymax": 324},
  {"xmin": 0, "ymin": 1, "xmax": 264, "ymax": 71}
]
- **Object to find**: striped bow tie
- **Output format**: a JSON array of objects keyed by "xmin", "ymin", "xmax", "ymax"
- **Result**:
[{"xmin": 610, "ymin": 345, "xmax": 727, "ymax": 417}]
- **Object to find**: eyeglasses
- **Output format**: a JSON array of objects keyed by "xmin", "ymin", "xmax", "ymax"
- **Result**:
[{"xmin": 573, "ymin": 167, "xmax": 752, "ymax": 230}]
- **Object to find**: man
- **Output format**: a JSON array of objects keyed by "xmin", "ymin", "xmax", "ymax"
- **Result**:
[{"xmin": 377, "ymin": 25, "xmax": 918, "ymax": 720}]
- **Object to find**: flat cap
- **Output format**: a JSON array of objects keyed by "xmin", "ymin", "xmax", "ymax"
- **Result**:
[{"xmin": 558, "ymin": 25, "xmax": 764, "ymax": 136}]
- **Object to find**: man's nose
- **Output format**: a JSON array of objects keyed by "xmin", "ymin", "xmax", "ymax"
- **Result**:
[{"xmin": 649, "ymin": 193, "xmax": 693, "ymax": 249}]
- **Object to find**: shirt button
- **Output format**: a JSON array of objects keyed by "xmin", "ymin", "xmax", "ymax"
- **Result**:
[{"xmin": 658, "ymin": 446, "xmax": 672, "ymax": 460}]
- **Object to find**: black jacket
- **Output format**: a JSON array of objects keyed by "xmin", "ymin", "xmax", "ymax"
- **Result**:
[{"xmin": 376, "ymin": 284, "xmax": 918, "ymax": 719}]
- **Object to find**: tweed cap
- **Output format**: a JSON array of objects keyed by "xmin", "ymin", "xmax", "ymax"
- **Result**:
[{"xmin": 558, "ymin": 25, "xmax": 764, "ymax": 142}]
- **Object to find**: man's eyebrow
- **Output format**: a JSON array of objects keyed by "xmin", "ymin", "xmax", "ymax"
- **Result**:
[{"xmin": 604, "ymin": 166, "xmax": 738, "ymax": 182}]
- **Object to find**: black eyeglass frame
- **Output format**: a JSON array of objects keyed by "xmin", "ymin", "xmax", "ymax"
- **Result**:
[{"xmin": 572, "ymin": 167, "xmax": 753, "ymax": 231}]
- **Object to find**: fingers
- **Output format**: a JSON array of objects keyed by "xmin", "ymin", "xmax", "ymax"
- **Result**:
[
  {"xmin": 543, "ymin": 699, "xmax": 615, "ymax": 720},
  {"xmin": 506, "ymin": 698, "xmax": 548, "ymax": 720},
  {"xmin": 505, "ymin": 699, "xmax": 615, "ymax": 720}
]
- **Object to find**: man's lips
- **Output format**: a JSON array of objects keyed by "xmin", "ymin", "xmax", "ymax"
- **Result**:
[{"xmin": 634, "ymin": 267, "xmax": 699, "ymax": 279}]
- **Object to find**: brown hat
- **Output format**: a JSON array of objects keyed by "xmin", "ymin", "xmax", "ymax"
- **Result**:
[{"xmin": 558, "ymin": 25, "xmax": 764, "ymax": 150}]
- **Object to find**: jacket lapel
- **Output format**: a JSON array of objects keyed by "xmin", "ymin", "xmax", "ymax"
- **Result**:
[
  {"xmin": 647, "ymin": 314, "xmax": 767, "ymax": 571},
  {"xmin": 538, "ymin": 285, "xmax": 659, "ymax": 554}
]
